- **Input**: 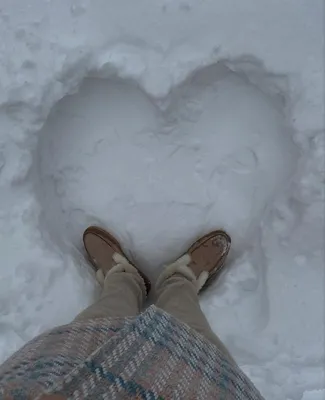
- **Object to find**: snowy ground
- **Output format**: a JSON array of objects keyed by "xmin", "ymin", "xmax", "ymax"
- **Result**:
[{"xmin": 0, "ymin": 0, "xmax": 324, "ymax": 398}]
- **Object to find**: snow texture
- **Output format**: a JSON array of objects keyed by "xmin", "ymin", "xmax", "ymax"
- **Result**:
[{"xmin": 0, "ymin": 0, "xmax": 324, "ymax": 399}]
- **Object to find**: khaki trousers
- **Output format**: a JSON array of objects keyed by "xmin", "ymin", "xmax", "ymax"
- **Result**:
[{"xmin": 75, "ymin": 266, "xmax": 235, "ymax": 364}]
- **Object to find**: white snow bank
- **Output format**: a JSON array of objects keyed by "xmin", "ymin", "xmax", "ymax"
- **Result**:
[{"xmin": 0, "ymin": 0, "xmax": 324, "ymax": 399}]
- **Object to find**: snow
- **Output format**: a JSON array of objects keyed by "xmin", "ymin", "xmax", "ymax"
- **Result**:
[{"xmin": 0, "ymin": 0, "xmax": 324, "ymax": 399}]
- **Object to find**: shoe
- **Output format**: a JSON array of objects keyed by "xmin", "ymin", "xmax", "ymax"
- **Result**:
[
  {"xmin": 186, "ymin": 230, "xmax": 231, "ymax": 291},
  {"xmin": 83, "ymin": 226, "xmax": 151, "ymax": 295},
  {"xmin": 157, "ymin": 230, "xmax": 231, "ymax": 293}
]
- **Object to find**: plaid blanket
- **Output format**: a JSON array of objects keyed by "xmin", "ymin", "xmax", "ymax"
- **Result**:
[{"xmin": 0, "ymin": 306, "xmax": 264, "ymax": 399}]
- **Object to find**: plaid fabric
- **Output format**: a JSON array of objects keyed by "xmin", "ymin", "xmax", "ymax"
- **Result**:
[{"xmin": 0, "ymin": 306, "xmax": 264, "ymax": 400}]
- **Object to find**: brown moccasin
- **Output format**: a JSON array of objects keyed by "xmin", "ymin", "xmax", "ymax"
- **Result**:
[
  {"xmin": 187, "ymin": 230, "xmax": 231, "ymax": 291},
  {"xmin": 83, "ymin": 226, "xmax": 151, "ymax": 295}
]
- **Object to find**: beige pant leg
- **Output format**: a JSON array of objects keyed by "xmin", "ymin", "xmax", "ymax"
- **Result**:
[
  {"xmin": 155, "ymin": 273, "xmax": 236, "ymax": 364},
  {"xmin": 75, "ymin": 266, "xmax": 146, "ymax": 321}
]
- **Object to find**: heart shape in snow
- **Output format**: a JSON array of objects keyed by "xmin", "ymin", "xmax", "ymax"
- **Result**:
[{"xmin": 34, "ymin": 63, "xmax": 298, "ymax": 275}]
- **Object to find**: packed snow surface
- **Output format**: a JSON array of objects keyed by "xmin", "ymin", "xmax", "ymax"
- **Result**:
[{"xmin": 0, "ymin": 0, "xmax": 324, "ymax": 399}]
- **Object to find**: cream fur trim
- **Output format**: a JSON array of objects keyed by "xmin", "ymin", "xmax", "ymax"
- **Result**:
[
  {"xmin": 96, "ymin": 253, "xmax": 138, "ymax": 286},
  {"xmin": 156, "ymin": 254, "xmax": 209, "ymax": 292}
]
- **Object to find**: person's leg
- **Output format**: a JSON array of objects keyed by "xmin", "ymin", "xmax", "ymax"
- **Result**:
[
  {"xmin": 75, "ymin": 226, "xmax": 149, "ymax": 321},
  {"xmin": 155, "ymin": 270, "xmax": 235, "ymax": 362},
  {"xmin": 75, "ymin": 257, "xmax": 146, "ymax": 321},
  {"xmin": 155, "ymin": 232, "xmax": 236, "ymax": 364}
]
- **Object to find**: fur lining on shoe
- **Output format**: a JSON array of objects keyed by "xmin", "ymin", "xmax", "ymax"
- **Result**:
[
  {"xmin": 156, "ymin": 254, "xmax": 209, "ymax": 293},
  {"xmin": 96, "ymin": 253, "xmax": 139, "ymax": 285}
]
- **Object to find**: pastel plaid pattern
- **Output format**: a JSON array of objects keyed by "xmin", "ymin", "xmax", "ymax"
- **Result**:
[{"xmin": 0, "ymin": 306, "xmax": 264, "ymax": 400}]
